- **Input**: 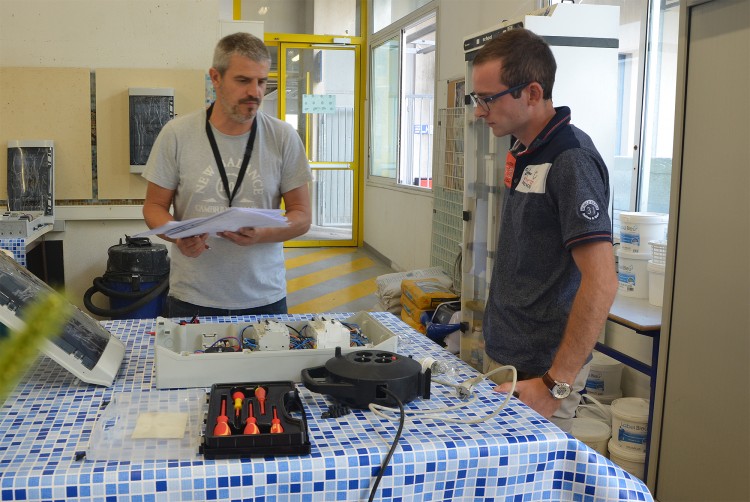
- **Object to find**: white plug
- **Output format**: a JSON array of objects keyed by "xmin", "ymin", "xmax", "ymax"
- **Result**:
[{"xmin": 456, "ymin": 375, "xmax": 484, "ymax": 400}]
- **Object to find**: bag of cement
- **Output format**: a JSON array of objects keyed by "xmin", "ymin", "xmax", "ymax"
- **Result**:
[
  {"xmin": 401, "ymin": 278, "xmax": 459, "ymax": 310},
  {"xmin": 400, "ymin": 308, "xmax": 426, "ymax": 334},
  {"xmin": 400, "ymin": 293, "xmax": 432, "ymax": 325},
  {"xmin": 376, "ymin": 267, "xmax": 453, "ymax": 313}
]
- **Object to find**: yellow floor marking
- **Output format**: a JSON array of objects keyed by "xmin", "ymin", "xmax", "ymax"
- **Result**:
[
  {"xmin": 287, "ymin": 257, "xmax": 374, "ymax": 292},
  {"xmin": 288, "ymin": 278, "xmax": 377, "ymax": 314},
  {"xmin": 284, "ymin": 247, "xmax": 356, "ymax": 270}
]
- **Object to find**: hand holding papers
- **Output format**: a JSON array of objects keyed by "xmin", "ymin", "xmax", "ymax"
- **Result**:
[{"xmin": 135, "ymin": 207, "xmax": 288, "ymax": 240}]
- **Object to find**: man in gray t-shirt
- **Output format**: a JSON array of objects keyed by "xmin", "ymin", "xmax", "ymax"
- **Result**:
[{"xmin": 142, "ymin": 32, "xmax": 312, "ymax": 317}]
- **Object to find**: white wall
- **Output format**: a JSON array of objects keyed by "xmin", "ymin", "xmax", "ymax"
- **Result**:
[
  {"xmin": 0, "ymin": 0, "xmax": 220, "ymax": 69},
  {"xmin": 0, "ymin": 0, "xmax": 223, "ymax": 313},
  {"xmin": 363, "ymin": 185, "xmax": 433, "ymax": 271}
]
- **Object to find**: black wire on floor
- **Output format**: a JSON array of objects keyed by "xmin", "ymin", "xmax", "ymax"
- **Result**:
[{"xmin": 368, "ymin": 388, "xmax": 405, "ymax": 502}]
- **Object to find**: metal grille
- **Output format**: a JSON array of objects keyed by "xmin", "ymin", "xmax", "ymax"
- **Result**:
[{"xmin": 430, "ymin": 107, "xmax": 465, "ymax": 287}]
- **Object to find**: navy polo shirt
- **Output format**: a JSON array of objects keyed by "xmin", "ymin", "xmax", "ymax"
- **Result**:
[{"xmin": 482, "ymin": 106, "xmax": 612, "ymax": 376}]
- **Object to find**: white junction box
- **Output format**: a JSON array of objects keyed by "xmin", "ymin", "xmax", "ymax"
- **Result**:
[
  {"xmin": 153, "ymin": 312, "xmax": 400, "ymax": 389},
  {"xmin": 308, "ymin": 316, "xmax": 351, "ymax": 349},
  {"xmin": 253, "ymin": 319, "xmax": 291, "ymax": 351}
]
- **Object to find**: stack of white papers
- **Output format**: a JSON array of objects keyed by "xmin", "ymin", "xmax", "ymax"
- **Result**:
[{"xmin": 135, "ymin": 207, "xmax": 288, "ymax": 239}]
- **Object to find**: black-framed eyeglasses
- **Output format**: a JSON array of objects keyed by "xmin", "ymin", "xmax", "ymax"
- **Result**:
[{"xmin": 469, "ymin": 82, "xmax": 530, "ymax": 113}]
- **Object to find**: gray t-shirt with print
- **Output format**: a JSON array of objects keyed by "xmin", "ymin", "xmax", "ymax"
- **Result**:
[{"xmin": 142, "ymin": 107, "xmax": 312, "ymax": 309}]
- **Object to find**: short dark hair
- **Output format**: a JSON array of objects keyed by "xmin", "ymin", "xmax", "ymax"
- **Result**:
[
  {"xmin": 213, "ymin": 32, "xmax": 271, "ymax": 75},
  {"xmin": 473, "ymin": 28, "xmax": 556, "ymax": 100}
]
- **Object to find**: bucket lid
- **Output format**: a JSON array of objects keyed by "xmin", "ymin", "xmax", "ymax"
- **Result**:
[
  {"xmin": 571, "ymin": 417, "xmax": 611, "ymax": 441},
  {"xmin": 617, "ymin": 248, "xmax": 651, "ymax": 259},
  {"xmin": 611, "ymin": 397, "xmax": 649, "ymax": 422},
  {"xmin": 608, "ymin": 438, "xmax": 646, "ymax": 461},
  {"xmin": 619, "ymin": 212, "xmax": 669, "ymax": 224},
  {"xmin": 647, "ymin": 261, "xmax": 665, "ymax": 273}
]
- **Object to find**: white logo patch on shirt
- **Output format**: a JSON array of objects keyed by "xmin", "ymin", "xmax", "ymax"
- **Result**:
[
  {"xmin": 579, "ymin": 199, "xmax": 601, "ymax": 220},
  {"xmin": 515, "ymin": 163, "xmax": 552, "ymax": 194}
]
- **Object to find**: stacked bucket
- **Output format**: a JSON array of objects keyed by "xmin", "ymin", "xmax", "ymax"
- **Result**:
[
  {"xmin": 608, "ymin": 397, "xmax": 649, "ymax": 480},
  {"xmin": 616, "ymin": 212, "xmax": 668, "ymax": 301},
  {"xmin": 574, "ymin": 351, "xmax": 650, "ymax": 480}
]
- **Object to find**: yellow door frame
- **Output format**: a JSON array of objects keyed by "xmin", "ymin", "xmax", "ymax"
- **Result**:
[
  {"xmin": 232, "ymin": 2, "xmax": 368, "ymax": 248},
  {"xmin": 266, "ymin": 34, "xmax": 365, "ymax": 248}
]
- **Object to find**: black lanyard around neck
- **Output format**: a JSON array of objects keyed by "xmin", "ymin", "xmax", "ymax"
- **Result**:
[{"xmin": 205, "ymin": 102, "xmax": 258, "ymax": 207}]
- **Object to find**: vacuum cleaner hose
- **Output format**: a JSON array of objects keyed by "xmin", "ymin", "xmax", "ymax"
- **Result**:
[{"xmin": 83, "ymin": 275, "xmax": 169, "ymax": 318}]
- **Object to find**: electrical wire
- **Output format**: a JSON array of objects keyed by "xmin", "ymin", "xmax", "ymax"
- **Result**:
[
  {"xmin": 368, "ymin": 387, "xmax": 405, "ymax": 502},
  {"xmin": 368, "ymin": 365, "xmax": 518, "ymax": 426}
]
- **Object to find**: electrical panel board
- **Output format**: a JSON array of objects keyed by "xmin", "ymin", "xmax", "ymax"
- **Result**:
[{"xmin": 153, "ymin": 312, "xmax": 400, "ymax": 389}]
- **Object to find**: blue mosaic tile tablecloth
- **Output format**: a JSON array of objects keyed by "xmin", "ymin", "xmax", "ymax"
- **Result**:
[
  {"xmin": 0, "ymin": 239, "xmax": 30, "ymax": 267},
  {"xmin": 0, "ymin": 313, "xmax": 653, "ymax": 501}
]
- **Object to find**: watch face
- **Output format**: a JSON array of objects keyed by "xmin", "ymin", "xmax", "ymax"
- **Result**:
[{"xmin": 552, "ymin": 383, "xmax": 572, "ymax": 399}]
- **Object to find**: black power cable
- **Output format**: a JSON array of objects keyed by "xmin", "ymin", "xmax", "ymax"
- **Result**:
[{"xmin": 368, "ymin": 388, "xmax": 405, "ymax": 502}]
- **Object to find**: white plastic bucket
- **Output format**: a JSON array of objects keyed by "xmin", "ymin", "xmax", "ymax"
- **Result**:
[
  {"xmin": 647, "ymin": 260, "xmax": 665, "ymax": 306},
  {"xmin": 619, "ymin": 212, "xmax": 668, "ymax": 254},
  {"xmin": 585, "ymin": 351, "xmax": 624, "ymax": 397},
  {"xmin": 617, "ymin": 249, "xmax": 650, "ymax": 298},
  {"xmin": 571, "ymin": 417, "xmax": 611, "ymax": 457},
  {"xmin": 610, "ymin": 397, "xmax": 649, "ymax": 453},
  {"xmin": 608, "ymin": 438, "xmax": 646, "ymax": 480},
  {"xmin": 576, "ymin": 394, "xmax": 612, "ymax": 425}
]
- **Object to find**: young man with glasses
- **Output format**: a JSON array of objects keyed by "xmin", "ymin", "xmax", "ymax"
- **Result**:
[{"xmin": 470, "ymin": 28, "xmax": 618, "ymax": 432}]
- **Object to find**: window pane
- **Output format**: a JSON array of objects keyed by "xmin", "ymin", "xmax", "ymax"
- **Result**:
[
  {"xmin": 373, "ymin": 0, "xmax": 432, "ymax": 33},
  {"xmin": 639, "ymin": 1, "xmax": 679, "ymax": 213},
  {"xmin": 398, "ymin": 13, "xmax": 435, "ymax": 187},
  {"xmin": 610, "ymin": 0, "xmax": 649, "ymax": 216},
  {"xmin": 298, "ymin": 169, "xmax": 353, "ymax": 241},
  {"xmin": 370, "ymin": 37, "xmax": 399, "ymax": 178}
]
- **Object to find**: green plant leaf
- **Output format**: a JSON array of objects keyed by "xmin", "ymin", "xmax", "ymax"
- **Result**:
[{"xmin": 0, "ymin": 291, "xmax": 72, "ymax": 401}]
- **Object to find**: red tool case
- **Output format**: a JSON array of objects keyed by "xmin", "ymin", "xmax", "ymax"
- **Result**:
[{"xmin": 200, "ymin": 381, "xmax": 311, "ymax": 459}]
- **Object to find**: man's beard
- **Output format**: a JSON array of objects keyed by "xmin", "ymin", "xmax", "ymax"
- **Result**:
[{"xmin": 219, "ymin": 92, "xmax": 260, "ymax": 124}]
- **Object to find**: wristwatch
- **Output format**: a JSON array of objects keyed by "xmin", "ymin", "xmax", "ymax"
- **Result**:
[{"xmin": 542, "ymin": 371, "xmax": 572, "ymax": 400}]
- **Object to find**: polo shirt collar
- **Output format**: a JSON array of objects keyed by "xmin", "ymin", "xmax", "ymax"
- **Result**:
[{"xmin": 512, "ymin": 106, "xmax": 572, "ymax": 157}]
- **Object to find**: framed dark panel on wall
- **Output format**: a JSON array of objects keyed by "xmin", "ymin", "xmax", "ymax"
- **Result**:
[{"xmin": 128, "ymin": 88, "xmax": 174, "ymax": 174}]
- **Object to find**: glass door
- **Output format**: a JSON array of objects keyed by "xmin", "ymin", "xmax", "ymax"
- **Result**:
[{"xmin": 277, "ymin": 42, "xmax": 360, "ymax": 246}]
